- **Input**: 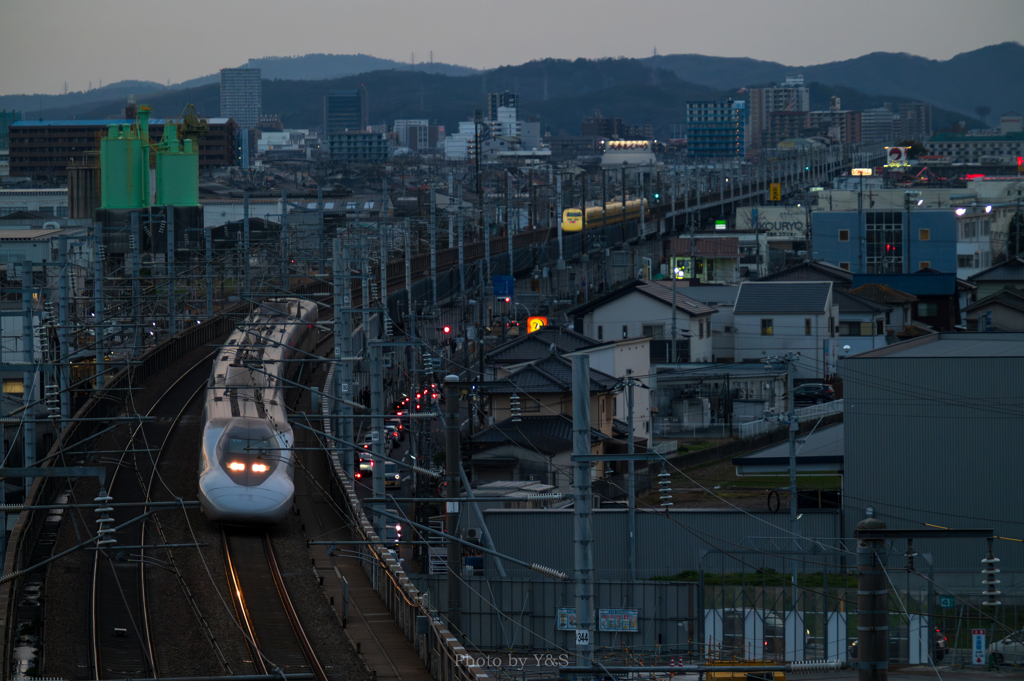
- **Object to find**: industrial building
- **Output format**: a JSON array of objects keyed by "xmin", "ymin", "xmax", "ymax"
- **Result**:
[
  {"xmin": 840, "ymin": 333, "xmax": 1024, "ymax": 587},
  {"xmin": 8, "ymin": 117, "xmax": 238, "ymax": 182},
  {"xmin": 219, "ymin": 67, "xmax": 262, "ymax": 129},
  {"xmin": 686, "ymin": 99, "xmax": 746, "ymax": 158}
]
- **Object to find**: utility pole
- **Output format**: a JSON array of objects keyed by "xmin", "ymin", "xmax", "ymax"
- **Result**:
[
  {"xmin": 670, "ymin": 248, "xmax": 678, "ymax": 364},
  {"xmin": 856, "ymin": 518, "xmax": 888, "ymax": 681},
  {"xmin": 448, "ymin": 172, "xmax": 455, "ymax": 248},
  {"xmin": 785, "ymin": 353, "xmax": 799, "ymax": 602},
  {"xmin": 282, "ymin": 189, "xmax": 290, "ymax": 291},
  {"xmin": 22, "ymin": 262, "xmax": 36, "ymax": 491},
  {"xmin": 93, "ymin": 223, "xmax": 105, "ymax": 388},
  {"xmin": 572, "ymin": 355, "xmax": 594, "ymax": 665},
  {"xmin": 626, "ymin": 370, "xmax": 636, "ymax": 582},
  {"xmin": 444, "ymin": 373, "xmax": 462, "ymax": 633},
  {"xmin": 507, "ymin": 172, "xmax": 514, "ymax": 276},
  {"xmin": 205, "ymin": 221, "xmax": 213, "ymax": 318},
  {"xmin": 167, "ymin": 207, "xmax": 176, "ymax": 334},
  {"xmin": 556, "ymin": 173, "xmax": 565, "ymax": 269},
  {"xmin": 430, "ymin": 187, "xmax": 438, "ymax": 310},
  {"xmin": 130, "ymin": 213, "xmax": 141, "ymax": 356},
  {"xmin": 57, "ymin": 236, "xmax": 70, "ymax": 430},
  {"xmin": 243, "ymin": 192, "xmax": 251, "ymax": 303},
  {"xmin": 370, "ymin": 343, "xmax": 385, "ymax": 535},
  {"xmin": 380, "ymin": 222, "xmax": 388, "ymax": 338},
  {"xmin": 405, "ymin": 218, "xmax": 413, "ymax": 320}
]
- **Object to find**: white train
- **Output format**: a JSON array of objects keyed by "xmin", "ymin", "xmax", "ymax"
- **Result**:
[{"xmin": 199, "ymin": 298, "xmax": 319, "ymax": 523}]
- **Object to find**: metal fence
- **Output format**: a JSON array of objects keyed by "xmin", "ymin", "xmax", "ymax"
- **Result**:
[{"xmin": 736, "ymin": 400, "xmax": 843, "ymax": 439}]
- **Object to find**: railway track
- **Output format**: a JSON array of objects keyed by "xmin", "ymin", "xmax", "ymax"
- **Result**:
[
  {"xmin": 89, "ymin": 351, "xmax": 216, "ymax": 679},
  {"xmin": 222, "ymin": 528, "xmax": 329, "ymax": 681}
]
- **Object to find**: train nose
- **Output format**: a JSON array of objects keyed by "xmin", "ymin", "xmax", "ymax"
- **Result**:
[{"xmin": 203, "ymin": 483, "xmax": 293, "ymax": 524}]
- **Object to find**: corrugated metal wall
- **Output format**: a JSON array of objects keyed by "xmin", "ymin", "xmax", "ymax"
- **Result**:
[
  {"xmin": 481, "ymin": 508, "xmax": 841, "ymax": 580},
  {"xmin": 841, "ymin": 355, "xmax": 1024, "ymax": 586}
]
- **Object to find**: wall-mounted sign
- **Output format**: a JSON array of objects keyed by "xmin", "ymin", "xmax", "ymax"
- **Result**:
[
  {"xmin": 527, "ymin": 316, "xmax": 548, "ymax": 333},
  {"xmin": 851, "ymin": 168, "xmax": 874, "ymax": 176},
  {"xmin": 736, "ymin": 207, "xmax": 806, "ymax": 240},
  {"xmin": 557, "ymin": 608, "xmax": 577, "ymax": 631},
  {"xmin": 557, "ymin": 608, "xmax": 639, "ymax": 632},
  {"xmin": 886, "ymin": 146, "xmax": 907, "ymax": 166},
  {"xmin": 605, "ymin": 140, "xmax": 650, "ymax": 151},
  {"xmin": 770, "ymin": 183, "xmax": 781, "ymax": 202},
  {"xmin": 714, "ymin": 219, "xmax": 727, "ymax": 230}
]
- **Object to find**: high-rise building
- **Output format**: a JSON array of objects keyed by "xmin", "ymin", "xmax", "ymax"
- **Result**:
[
  {"xmin": 686, "ymin": 99, "xmax": 746, "ymax": 158},
  {"xmin": 487, "ymin": 92, "xmax": 519, "ymax": 122},
  {"xmin": 896, "ymin": 102, "xmax": 932, "ymax": 143},
  {"xmin": 324, "ymin": 89, "xmax": 367, "ymax": 137},
  {"xmin": 394, "ymin": 119, "xmax": 429, "ymax": 147},
  {"xmin": 1, "ymin": 110, "xmax": 22, "ymax": 150},
  {"xmin": 861, "ymin": 104, "xmax": 895, "ymax": 143},
  {"xmin": 219, "ymin": 68, "xmax": 262, "ymax": 128},
  {"xmin": 748, "ymin": 76, "xmax": 810, "ymax": 150},
  {"xmin": 807, "ymin": 110, "xmax": 862, "ymax": 144}
]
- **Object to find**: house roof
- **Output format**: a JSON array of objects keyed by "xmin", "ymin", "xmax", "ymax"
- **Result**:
[
  {"xmin": 833, "ymin": 288, "xmax": 891, "ymax": 314},
  {"xmin": 486, "ymin": 326, "xmax": 596, "ymax": 364},
  {"xmin": 852, "ymin": 272, "xmax": 958, "ymax": 297},
  {"xmin": 850, "ymin": 283, "xmax": 919, "ymax": 304},
  {"xmin": 666, "ymin": 284, "xmax": 740, "ymax": 306},
  {"xmin": 568, "ymin": 278, "xmax": 717, "ymax": 318},
  {"xmin": 469, "ymin": 415, "xmax": 609, "ymax": 456},
  {"xmin": 733, "ymin": 281, "xmax": 833, "ymax": 315},
  {"xmin": 482, "ymin": 353, "xmax": 619, "ymax": 395},
  {"xmin": 963, "ymin": 287, "xmax": 1024, "ymax": 315},
  {"xmin": 967, "ymin": 257, "xmax": 1024, "ymax": 283},
  {"xmin": 758, "ymin": 261, "xmax": 854, "ymax": 287}
]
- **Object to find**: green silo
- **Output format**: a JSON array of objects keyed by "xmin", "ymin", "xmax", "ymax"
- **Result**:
[
  {"xmin": 99, "ymin": 122, "xmax": 147, "ymax": 209},
  {"xmin": 156, "ymin": 124, "xmax": 199, "ymax": 206}
]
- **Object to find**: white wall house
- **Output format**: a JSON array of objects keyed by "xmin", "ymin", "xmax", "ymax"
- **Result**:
[
  {"xmin": 733, "ymin": 281, "xmax": 839, "ymax": 380},
  {"xmin": 834, "ymin": 289, "xmax": 891, "ymax": 356},
  {"xmin": 571, "ymin": 280, "xmax": 717, "ymax": 363},
  {"xmin": 679, "ymin": 285, "xmax": 740, "ymax": 363},
  {"xmin": 569, "ymin": 337, "xmax": 652, "ymax": 441}
]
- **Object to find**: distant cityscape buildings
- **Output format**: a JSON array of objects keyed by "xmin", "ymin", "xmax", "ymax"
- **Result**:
[
  {"xmin": 686, "ymin": 99, "xmax": 746, "ymax": 158},
  {"xmin": 324, "ymin": 89, "xmax": 367, "ymax": 137},
  {"xmin": 749, "ymin": 76, "xmax": 810, "ymax": 150}
]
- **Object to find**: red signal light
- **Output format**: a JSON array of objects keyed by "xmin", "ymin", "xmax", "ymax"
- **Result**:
[
  {"xmin": 443, "ymin": 325, "xmax": 451, "ymax": 334},
  {"xmin": 504, "ymin": 297, "xmax": 511, "ymax": 303}
]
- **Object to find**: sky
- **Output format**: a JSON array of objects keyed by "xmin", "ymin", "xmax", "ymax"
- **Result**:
[{"xmin": 0, "ymin": 0, "xmax": 1021, "ymax": 97}]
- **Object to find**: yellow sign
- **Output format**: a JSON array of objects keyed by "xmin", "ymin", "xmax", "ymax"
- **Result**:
[
  {"xmin": 851, "ymin": 168, "xmax": 874, "ymax": 177},
  {"xmin": 561, "ymin": 208, "xmax": 583, "ymax": 233},
  {"xmin": 770, "ymin": 183, "xmax": 781, "ymax": 202},
  {"xmin": 527, "ymin": 316, "xmax": 548, "ymax": 333}
]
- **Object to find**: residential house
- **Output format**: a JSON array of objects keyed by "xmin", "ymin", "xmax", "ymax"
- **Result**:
[
  {"xmin": 665, "ymin": 236, "xmax": 741, "ymax": 283},
  {"xmin": 758, "ymin": 260, "xmax": 853, "ymax": 288},
  {"xmin": 851, "ymin": 272, "xmax": 969, "ymax": 332},
  {"xmin": 467, "ymin": 415, "xmax": 608, "ymax": 493},
  {"xmin": 567, "ymin": 337, "xmax": 652, "ymax": 445},
  {"xmin": 967, "ymin": 257, "xmax": 1024, "ymax": 299},
  {"xmin": 677, "ymin": 285, "xmax": 741, "ymax": 363},
  {"xmin": 570, "ymin": 279, "xmax": 717, "ymax": 363},
  {"xmin": 963, "ymin": 288, "xmax": 1024, "ymax": 331},
  {"xmin": 485, "ymin": 326, "xmax": 595, "ymax": 379},
  {"xmin": 833, "ymin": 288, "xmax": 891, "ymax": 355},
  {"xmin": 849, "ymin": 283, "xmax": 918, "ymax": 341},
  {"xmin": 733, "ymin": 281, "xmax": 839, "ymax": 380}
]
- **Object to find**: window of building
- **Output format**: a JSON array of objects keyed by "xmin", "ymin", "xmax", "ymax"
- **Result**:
[
  {"xmin": 919, "ymin": 229, "xmax": 930, "ymax": 241},
  {"xmin": 958, "ymin": 254, "xmax": 975, "ymax": 268},
  {"xmin": 876, "ymin": 319, "xmax": 885, "ymax": 335},
  {"xmin": 622, "ymin": 325, "xmax": 628, "ymax": 339},
  {"xmin": 838, "ymin": 229, "xmax": 850, "ymax": 242},
  {"xmin": 699, "ymin": 320, "xmax": 704, "ymax": 339},
  {"xmin": 839, "ymin": 262, "xmax": 850, "ymax": 271},
  {"xmin": 597, "ymin": 325, "xmax": 603, "ymax": 341},
  {"xmin": 521, "ymin": 398, "xmax": 540, "ymax": 412},
  {"xmin": 919, "ymin": 261, "xmax": 931, "ymax": 270},
  {"xmin": 918, "ymin": 302, "xmax": 938, "ymax": 317},
  {"xmin": 866, "ymin": 211, "xmax": 903, "ymax": 273},
  {"xmin": 2, "ymin": 379, "xmax": 24, "ymax": 395},
  {"xmin": 761, "ymin": 319, "xmax": 773, "ymax": 336},
  {"xmin": 805, "ymin": 318, "xmax": 812, "ymax": 335},
  {"xmin": 642, "ymin": 325, "xmax": 663, "ymax": 339}
]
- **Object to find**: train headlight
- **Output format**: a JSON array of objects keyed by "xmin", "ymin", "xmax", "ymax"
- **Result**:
[
  {"xmin": 228, "ymin": 462, "xmax": 245, "ymax": 471},
  {"xmin": 252, "ymin": 463, "xmax": 269, "ymax": 473}
]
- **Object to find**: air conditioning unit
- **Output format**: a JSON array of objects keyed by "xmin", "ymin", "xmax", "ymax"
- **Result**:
[{"xmin": 465, "ymin": 527, "xmax": 482, "ymax": 542}]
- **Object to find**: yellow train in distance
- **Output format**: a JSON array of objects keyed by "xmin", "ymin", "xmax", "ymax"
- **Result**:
[{"xmin": 561, "ymin": 199, "xmax": 649, "ymax": 233}]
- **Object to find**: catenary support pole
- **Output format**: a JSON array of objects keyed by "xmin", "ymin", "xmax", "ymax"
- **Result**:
[
  {"xmin": 22, "ymin": 263, "xmax": 36, "ymax": 492},
  {"xmin": 205, "ymin": 221, "xmax": 213, "ymax": 318},
  {"xmin": 430, "ymin": 187, "xmax": 438, "ymax": 310},
  {"xmin": 370, "ymin": 343, "xmax": 385, "ymax": 535},
  {"xmin": 627, "ymin": 371, "xmax": 636, "ymax": 582},
  {"xmin": 788, "ymin": 353, "xmax": 799, "ymax": 604},
  {"xmin": 333, "ymin": 238, "xmax": 354, "ymax": 476},
  {"xmin": 57, "ymin": 235, "xmax": 70, "ymax": 430},
  {"xmin": 857, "ymin": 518, "xmax": 888, "ymax": 681},
  {"xmin": 444, "ymin": 373, "xmax": 462, "ymax": 632},
  {"xmin": 93, "ymin": 222, "xmax": 105, "ymax": 388},
  {"xmin": 572, "ymin": 354, "xmax": 594, "ymax": 665},
  {"xmin": 243, "ymin": 192, "xmax": 251, "ymax": 302},
  {"xmin": 166, "ymin": 206, "xmax": 176, "ymax": 334},
  {"xmin": 131, "ymin": 213, "xmax": 142, "ymax": 356}
]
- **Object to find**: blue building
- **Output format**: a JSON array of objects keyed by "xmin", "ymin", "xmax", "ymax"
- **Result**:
[
  {"xmin": 686, "ymin": 99, "xmax": 745, "ymax": 158},
  {"xmin": 812, "ymin": 209, "xmax": 957, "ymax": 274}
]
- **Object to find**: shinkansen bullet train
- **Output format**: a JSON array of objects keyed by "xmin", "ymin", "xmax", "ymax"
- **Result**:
[
  {"xmin": 560, "ymin": 199, "xmax": 649, "ymax": 232},
  {"xmin": 199, "ymin": 298, "xmax": 318, "ymax": 524}
]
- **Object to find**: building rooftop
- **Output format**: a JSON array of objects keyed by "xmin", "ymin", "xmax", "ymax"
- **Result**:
[
  {"xmin": 967, "ymin": 256, "xmax": 1024, "ymax": 283},
  {"xmin": 487, "ymin": 326, "xmax": 596, "ymax": 365},
  {"xmin": 482, "ymin": 353, "xmax": 619, "ymax": 395},
  {"xmin": 469, "ymin": 415, "xmax": 609, "ymax": 456},
  {"xmin": 732, "ymin": 424, "xmax": 844, "ymax": 474},
  {"xmin": 834, "ymin": 288, "xmax": 891, "ymax": 314},
  {"xmin": 963, "ymin": 288, "xmax": 1024, "ymax": 316},
  {"xmin": 758, "ymin": 260, "xmax": 853, "ymax": 287},
  {"xmin": 853, "ymin": 332, "xmax": 1024, "ymax": 358},
  {"xmin": 852, "ymin": 272, "xmax": 958, "ymax": 297},
  {"xmin": 734, "ymin": 281, "xmax": 833, "ymax": 315},
  {"xmin": 850, "ymin": 283, "xmax": 919, "ymax": 304},
  {"xmin": 569, "ymin": 278, "xmax": 717, "ymax": 319}
]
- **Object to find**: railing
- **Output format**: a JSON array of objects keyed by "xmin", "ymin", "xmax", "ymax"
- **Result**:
[
  {"xmin": 736, "ymin": 400, "xmax": 844, "ymax": 439},
  {"xmin": 320, "ymin": 369, "xmax": 493, "ymax": 681}
]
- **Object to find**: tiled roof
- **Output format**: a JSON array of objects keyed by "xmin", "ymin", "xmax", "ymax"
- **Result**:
[
  {"xmin": 758, "ymin": 261, "xmax": 853, "ymax": 286},
  {"xmin": 678, "ymin": 285, "xmax": 740, "ymax": 306},
  {"xmin": 482, "ymin": 353, "xmax": 619, "ymax": 394},
  {"xmin": 850, "ymin": 283, "xmax": 918, "ymax": 304},
  {"xmin": 734, "ymin": 281, "xmax": 833, "ymax": 315},
  {"xmin": 636, "ymin": 281, "xmax": 719, "ymax": 316},
  {"xmin": 852, "ymin": 272, "xmax": 957, "ymax": 297},
  {"xmin": 487, "ymin": 326, "xmax": 596, "ymax": 364},
  {"xmin": 963, "ymin": 287, "xmax": 1024, "ymax": 314},
  {"xmin": 469, "ymin": 415, "xmax": 608, "ymax": 456},
  {"xmin": 834, "ymin": 288, "xmax": 891, "ymax": 314},
  {"xmin": 967, "ymin": 257, "xmax": 1024, "ymax": 283}
]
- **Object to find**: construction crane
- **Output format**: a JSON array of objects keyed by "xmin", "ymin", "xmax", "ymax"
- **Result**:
[{"xmin": 175, "ymin": 103, "xmax": 209, "ymax": 148}]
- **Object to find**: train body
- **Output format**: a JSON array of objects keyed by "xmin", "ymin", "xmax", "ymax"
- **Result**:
[
  {"xmin": 560, "ymin": 199, "xmax": 649, "ymax": 232},
  {"xmin": 198, "ymin": 298, "xmax": 319, "ymax": 524}
]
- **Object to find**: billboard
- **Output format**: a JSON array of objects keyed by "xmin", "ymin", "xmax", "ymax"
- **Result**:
[{"xmin": 736, "ymin": 206, "xmax": 807, "ymax": 240}]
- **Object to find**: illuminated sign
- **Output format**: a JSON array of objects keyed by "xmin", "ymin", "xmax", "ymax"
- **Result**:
[
  {"xmin": 886, "ymin": 146, "xmax": 908, "ymax": 166},
  {"xmin": 604, "ymin": 140, "xmax": 650, "ymax": 151},
  {"xmin": 561, "ymin": 208, "xmax": 583, "ymax": 233},
  {"xmin": 851, "ymin": 168, "xmax": 874, "ymax": 176},
  {"xmin": 671, "ymin": 256, "xmax": 690, "ymax": 280},
  {"xmin": 714, "ymin": 219, "xmax": 727, "ymax": 230},
  {"xmin": 526, "ymin": 316, "xmax": 548, "ymax": 333},
  {"xmin": 770, "ymin": 183, "xmax": 781, "ymax": 201}
]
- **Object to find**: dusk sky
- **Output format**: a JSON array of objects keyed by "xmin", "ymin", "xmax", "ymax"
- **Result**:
[{"xmin": 1, "ymin": 0, "xmax": 1021, "ymax": 97}]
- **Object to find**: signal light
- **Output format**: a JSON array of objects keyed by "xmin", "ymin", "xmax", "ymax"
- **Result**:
[
  {"xmin": 504, "ymin": 297, "xmax": 511, "ymax": 303},
  {"xmin": 443, "ymin": 325, "xmax": 451, "ymax": 334}
]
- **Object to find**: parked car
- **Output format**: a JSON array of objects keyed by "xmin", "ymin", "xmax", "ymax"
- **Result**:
[
  {"xmin": 989, "ymin": 629, "xmax": 1024, "ymax": 665},
  {"xmin": 793, "ymin": 383, "xmax": 835, "ymax": 406},
  {"xmin": 849, "ymin": 628, "xmax": 948, "ymax": 661}
]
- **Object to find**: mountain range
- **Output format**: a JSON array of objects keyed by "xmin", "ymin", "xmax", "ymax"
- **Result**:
[{"xmin": 3, "ymin": 44, "xmax": 1019, "ymax": 139}]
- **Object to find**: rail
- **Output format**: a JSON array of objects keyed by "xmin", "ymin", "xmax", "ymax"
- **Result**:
[{"xmin": 320, "ymin": 368, "xmax": 494, "ymax": 681}]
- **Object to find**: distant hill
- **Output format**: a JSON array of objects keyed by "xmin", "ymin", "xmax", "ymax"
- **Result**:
[
  {"xmin": 0, "ymin": 80, "xmax": 167, "ymax": 119},
  {"xmin": 644, "ymin": 42, "xmax": 1024, "ymax": 120},
  {"xmin": 171, "ymin": 53, "xmax": 478, "ymax": 91}
]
